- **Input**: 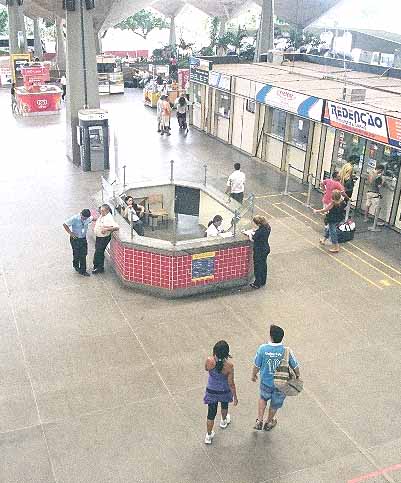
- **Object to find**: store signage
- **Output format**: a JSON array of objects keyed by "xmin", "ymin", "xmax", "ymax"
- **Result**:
[
  {"xmin": 190, "ymin": 67, "xmax": 209, "ymax": 85},
  {"xmin": 255, "ymin": 84, "xmax": 324, "ymax": 121},
  {"xmin": 192, "ymin": 252, "xmax": 215, "ymax": 281},
  {"xmin": 209, "ymin": 72, "xmax": 231, "ymax": 91},
  {"xmin": 386, "ymin": 117, "xmax": 401, "ymax": 148},
  {"xmin": 324, "ymin": 101, "xmax": 388, "ymax": 144}
]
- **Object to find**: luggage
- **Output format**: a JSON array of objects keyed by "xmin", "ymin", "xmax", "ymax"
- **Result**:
[{"xmin": 337, "ymin": 219, "xmax": 355, "ymax": 243}]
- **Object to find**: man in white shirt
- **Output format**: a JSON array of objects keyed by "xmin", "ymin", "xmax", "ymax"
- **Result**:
[
  {"xmin": 226, "ymin": 163, "xmax": 246, "ymax": 203},
  {"xmin": 92, "ymin": 204, "xmax": 119, "ymax": 274}
]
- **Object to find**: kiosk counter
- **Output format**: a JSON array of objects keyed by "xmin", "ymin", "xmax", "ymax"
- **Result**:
[{"xmin": 96, "ymin": 180, "xmax": 253, "ymax": 297}]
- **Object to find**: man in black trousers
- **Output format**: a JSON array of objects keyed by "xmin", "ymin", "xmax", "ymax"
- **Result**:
[
  {"xmin": 92, "ymin": 204, "xmax": 119, "ymax": 274},
  {"xmin": 63, "ymin": 209, "xmax": 93, "ymax": 277}
]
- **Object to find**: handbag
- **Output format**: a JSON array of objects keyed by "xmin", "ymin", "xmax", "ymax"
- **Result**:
[{"xmin": 273, "ymin": 347, "xmax": 303, "ymax": 397}]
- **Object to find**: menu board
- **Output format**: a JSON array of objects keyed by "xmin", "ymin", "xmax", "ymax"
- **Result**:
[{"xmin": 192, "ymin": 252, "xmax": 215, "ymax": 281}]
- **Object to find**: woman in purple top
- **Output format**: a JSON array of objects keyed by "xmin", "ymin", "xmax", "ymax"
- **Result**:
[{"xmin": 203, "ymin": 340, "xmax": 238, "ymax": 444}]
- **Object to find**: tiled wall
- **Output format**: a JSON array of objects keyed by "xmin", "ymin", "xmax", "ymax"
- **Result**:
[{"xmin": 110, "ymin": 239, "xmax": 250, "ymax": 291}]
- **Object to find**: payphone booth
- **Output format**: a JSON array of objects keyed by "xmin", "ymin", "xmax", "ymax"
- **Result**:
[{"xmin": 78, "ymin": 109, "xmax": 110, "ymax": 172}]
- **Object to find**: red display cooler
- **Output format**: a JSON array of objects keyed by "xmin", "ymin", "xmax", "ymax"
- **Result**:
[{"xmin": 15, "ymin": 85, "xmax": 62, "ymax": 116}]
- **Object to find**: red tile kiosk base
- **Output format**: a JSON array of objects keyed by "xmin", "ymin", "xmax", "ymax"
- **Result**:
[{"xmin": 95, "ymin": 181, "xmax": 253, "ymax": 298}]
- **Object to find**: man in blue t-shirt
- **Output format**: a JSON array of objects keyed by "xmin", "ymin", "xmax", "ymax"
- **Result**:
[{"xmin": 251, "ymin": 324, "xmax": 300, "ymax": 431}]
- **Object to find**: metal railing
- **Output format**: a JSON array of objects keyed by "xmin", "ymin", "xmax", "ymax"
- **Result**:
[{"xmin": 282, "ymin": 163, "xmax": 304, "ymax": 196}]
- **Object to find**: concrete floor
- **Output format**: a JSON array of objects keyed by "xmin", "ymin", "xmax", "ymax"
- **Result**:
[{"xmin": 1, "ymin": 88, "xmax": 401, "ymax": 483}]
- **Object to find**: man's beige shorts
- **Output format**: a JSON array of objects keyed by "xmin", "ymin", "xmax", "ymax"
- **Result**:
[{"xmin": 366, "ymin": 192, "xmax": 380, "ymax": 211}]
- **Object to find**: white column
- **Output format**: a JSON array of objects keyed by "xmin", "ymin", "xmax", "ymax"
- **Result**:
[
  {"xmin": 66, "ymin": 5, "xmax": 100, "ymax": 165},
  {"xmin": 256, "ymin": 0, "xmax": 274, "ymax": 61},
  {"xmin": 56, "ymin": 18, "xmax": 66, "ymax": 71},
  {"xmin": 169, "ymin": 16, "xmax": 176, "ymax": 49},
  {"xmin": 7, "ymin": 1, "xmax": 26, "ymax": 54},
  {"xmin": 33, "ymin": 17, "xmax": 43, "ymax": 60}
]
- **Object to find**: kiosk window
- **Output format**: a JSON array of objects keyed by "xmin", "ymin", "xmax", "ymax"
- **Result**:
[
  {"xmin": 289, "ymin": 115, "xmax": 309, "ymax": 150},
  {"xmin": 192, "ymin": 83, "xmax": 202, "ymax": 104},
  {"xmin": 246, "ymin": 99, "xmax": 256, "ymax": 113},
  {"xmin": 334, "ymin": 131, "xmax": 366, "ymax": 176},
  {"xmin": 216, "ymin": 91, "xmax": 231, "ymax": 118},
  {"xmin": 270, "ymin": 109, "xmax": 286, "ymax": 139}
]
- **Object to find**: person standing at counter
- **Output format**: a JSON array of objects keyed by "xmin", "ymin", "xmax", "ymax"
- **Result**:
[
  {"xmin": 63, "ymin": 209, "xmax": 93, "ymax": 277},
  {"xmin": 247, "ymin": 215, "xmax": 271, "ymax": 289},
  {"xmin": 92, "ymin": 204, "xmax": 119, "ymax": 274},
  {"xmin": 206, "ymin": 215, "xmax": 224, "ymax": 237},
  {"xmin": 321, "ymin": 172, "xmax": 345, "ymax": 209},
  {"xmin": 364, "ymin": 164, "xmax": 384, "ymax": 222},
  {"xmin": 123, "ymin": 196, "xmax": 145, "ymax": 236},
  {"xmin": 313, "ymin": 190, "xmax": 346, "ymax": 253},
  {"xmin": 226, "ymin": 163, "xmax": 246, "ymax": 203}
]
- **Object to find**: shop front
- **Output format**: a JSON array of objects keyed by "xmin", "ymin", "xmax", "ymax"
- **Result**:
[
  {"xmin": 189, "ymin": 59, "xmax": 211, "ymax": 132},
  {"xmin": 256, "ymin": 85, "xmax": 323, "ymax": 179},
  {"xmin": 212, "ymin": 88, "xmax": 231, "ymax": 142},
  {"xmin": 230, "ymin": 76, "xmax": 258, "ymax": 154},
  {"xmin": 323, "ymin": 101, "xmax": 401, "ymax": 225}
]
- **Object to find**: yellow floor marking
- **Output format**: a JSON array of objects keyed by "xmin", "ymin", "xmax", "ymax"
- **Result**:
[
  {"xmin": 280, "ymin": 203, "xmax": 401, "ymax": 283},
  {"xmin": 276, "ymin": 203, "xmax": 401, "ymax": 286},
  {"xmin": 348, "ymin": 243, "xmax": 401, "ymax": 276},
  {"xmin": 255, "ymin": 204, "xmax": 383, "ymax": 290},
  {"xmin": 255, "ymin": 193, "xmax": 284, "ymax": 199},
  {"xmin": 379, "ymin": 280, "xmax": 392, "ymax": 287},
  {"xmin": 280, "ymin": 202, "xmax": 321, "ymax": 226}
]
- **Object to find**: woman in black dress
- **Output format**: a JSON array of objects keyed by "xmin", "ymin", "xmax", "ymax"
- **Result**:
[{"xmin": 248, "ymin": 215, "xmax": 271, "ymax": 289}]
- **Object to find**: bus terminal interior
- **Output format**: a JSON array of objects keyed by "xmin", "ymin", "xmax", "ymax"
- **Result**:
[{"xmin": 1, "ymin": 78, "xmax": 401, "ymax": 483}]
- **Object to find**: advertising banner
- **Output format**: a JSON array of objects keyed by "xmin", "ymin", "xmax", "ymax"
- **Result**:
[
  {"xmin": 209, "ymin": 71, "xmax": 231, "ymax": 91},
  {"xmin": 16, "ymin": 89, "xmax": 62, "ymax": 116},
  {"xmin": 10, "ymin": 54, "xmax": 31, "ymax": 84},
  {"xmin": 324, "ymin": 101, "xmax": 388, "ymax": 144},
  {"xmin": 192, "ymin": 252, "xmax": 215, "ymax": 281},
  {"xmin": 256, "ymin": 84, "xmax": 324, "ymax": 121},
  {"xmin": 386, "ymin": 117, "xmax": 401, "ymax": 148},
  {"xmin": 178, "ymin": 68, "xmax": 190, "ymax": 90}
]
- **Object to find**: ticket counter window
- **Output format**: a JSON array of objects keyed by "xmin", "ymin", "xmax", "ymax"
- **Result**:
[
  {"xmin": 216, "ymin": 91, "xmax": 231, "ymax": 118},
  {"xmin": 288, "ymin": 115, "xmax": 310, "ymax": 150},
  {"xmin": 360, "ymin": 141, "xmax": 401, "ymax": 222},
  {"xmin": 333, "ymin": 131, "xmax": 366, "ymax": 176},
  {"xmin": 271, "ymin": 109, "xmax": 286, "ymax": 140},
  {"xmin": 192, "ymin": 83, "xmax": 202, "ymax": 104}
]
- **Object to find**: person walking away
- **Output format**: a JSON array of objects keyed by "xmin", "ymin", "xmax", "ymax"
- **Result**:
[
  {"xmin": 321, "ymin": 171, "xmax": 345, "ymax": 209},
  {"xmin": 246, "ymin": 215, "xmax": 271, "ymax": 289},
  {"xmin": 63, "ymin": 209, "xmax": 93, "ymax": 277},
  {"xmin": 175, "ymin": 95, "xmax": 189, "ymax": 132},
  {"xmin": 364, "ymin": 164, "xmax": 384, "ymax": 222},
  {"xmin": 205, "ymin": 215, "xmax": 224, "ymax": 237},
  {"xmin": 156, "ymin": 95, "xmax": 165, "ymax": 132},
  {"xmin": 60, "ymin": 75, "xmax": 67, "ymax": 101},
  {"xmin": 226, "ymin": 163, "xmax": 245, "ymax": 203},
  {"xmin": 204, "ymin": 340, "xmax": 238, "ymax": 444},
  {"xmin": 92, "ymin": 204, "xmax": 119, "ymax": 274},
  {"xmin": 161, "ymin": 96, "xmax": 172, "ymax": 136},
  {"xmin": 252, "ymin": 325, "xmax": 300, "ymax": 431},
  {"xmin": 313, "ymin": 189, "xmax": 346, "ymax": 253},
  {"xmin": 123, "ymin": 196, "xmax": 145, "ymax": 236}
]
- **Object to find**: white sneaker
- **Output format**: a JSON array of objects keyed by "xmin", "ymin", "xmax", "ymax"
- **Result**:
[
  {"xmin": 204, "ymin": 431, "xmax": 215, "ymax": 444},
  {"xmin": 220, "ymin": 414, "xmax": 231, "ymax": 429}
]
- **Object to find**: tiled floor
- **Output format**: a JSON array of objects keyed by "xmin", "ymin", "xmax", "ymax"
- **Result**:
[{"xmin": 0, "ymin": 88, "xmax": 400, "ymax": 483}]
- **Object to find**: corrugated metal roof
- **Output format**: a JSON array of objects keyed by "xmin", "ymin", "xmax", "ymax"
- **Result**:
[{"xmin": 213, "ymin": 61, "xmax": 401, "ymax": 118}]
